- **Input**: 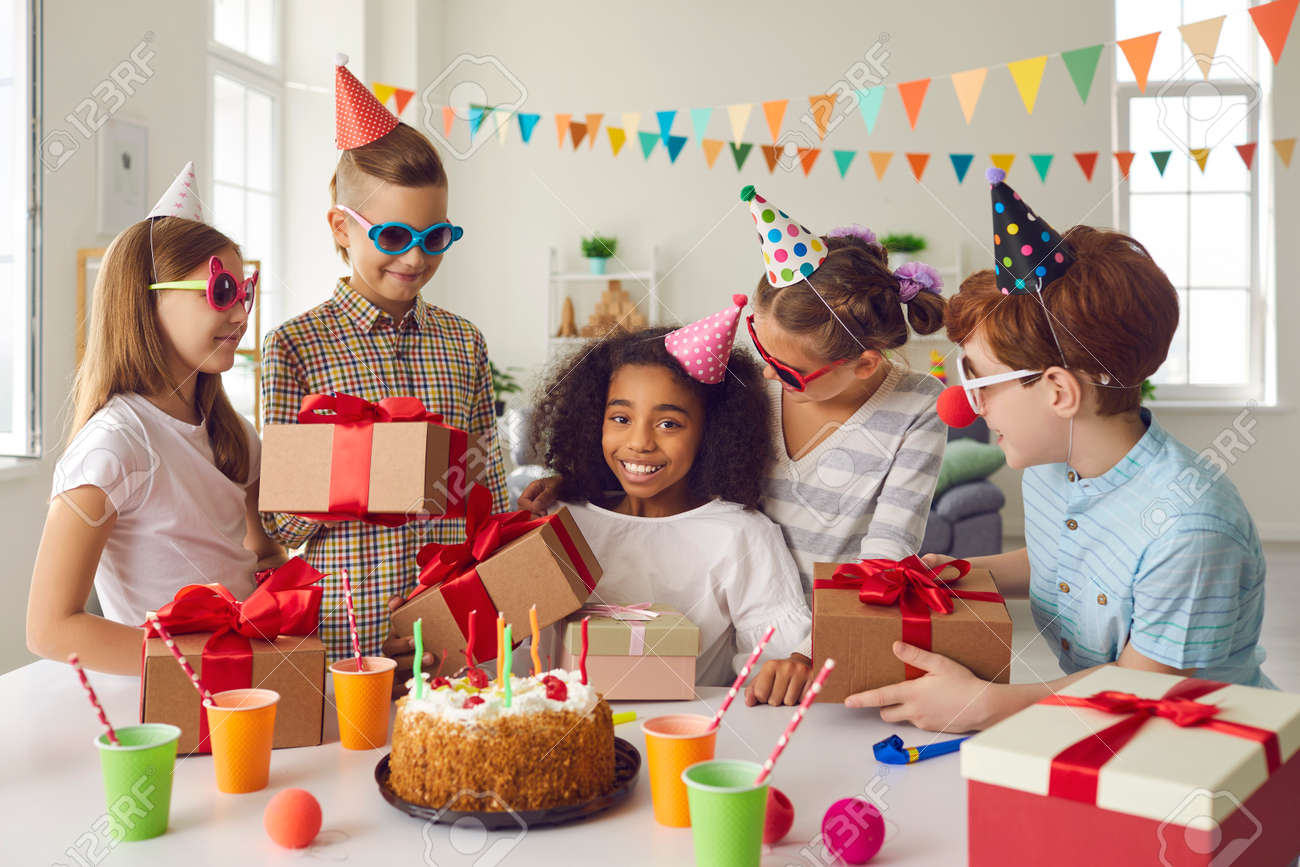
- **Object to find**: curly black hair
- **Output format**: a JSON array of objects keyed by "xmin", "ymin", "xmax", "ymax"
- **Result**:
[{"xmin": 529, "ymin": 326, "xmax": 774, "ymax": 509}]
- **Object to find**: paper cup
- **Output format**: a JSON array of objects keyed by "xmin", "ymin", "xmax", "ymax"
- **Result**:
[
  {"xmin": 641, "ymin": 713, "xmax": 717, "ymax": 827},
  {"xmin": 204, "ymin": 688, "xmax": 279, "ymax": 793},
  {"xmin": 330, "ymin": 656, "xmax": 396, "ymax": 750},
  {"xmin": 94, "ymin": 724, "xmax": 181, "ymax": 841},
  {"xmin": 682, "ymin": 760, "xmax": 769, "ymax": 867}
]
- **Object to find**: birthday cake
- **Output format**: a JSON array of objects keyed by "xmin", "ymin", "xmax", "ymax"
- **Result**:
[{"xmin": 388, "ymin": 667, "xmax": 615, "ymax": 812}]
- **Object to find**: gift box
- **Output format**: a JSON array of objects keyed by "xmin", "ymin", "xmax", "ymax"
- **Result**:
[
  {"xmin": 139, "ymin": 559, "xmax": 327, "ymax": 754},
  {"xmin": 555, "ymin": 605, "xmax": 700, "ymax": 700},
  {"xmin": 811, "ymin": 557, "xmax": 1011, "ymax": 703},
  {"xmin": 259, "ymin": 393, "xmax": 488, "ymax": 522},
  {"xmin": 390, "ymin": 487, "xmax": 602, "ymax": 664},
  {"xmin": 962, "ymin": 667, "xmax": 1300, "ymax": 867}
]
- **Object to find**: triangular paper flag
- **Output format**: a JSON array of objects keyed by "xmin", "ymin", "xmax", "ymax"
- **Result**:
[
  {"xmin": 809, "ymin": 94, "xmax": 837, "ymax": 139},
  {"xmin": 442, "ymin": 106, "xmax": 455, "ymax": 137},
  {"xmin": 147, "ymin": 161, "xmax": 204, "ymax": 222},
  {"xmin": 905, "ymin": 152, "xmax": 930, "ymax": 181},
  {"xmin": 607, "ymin": 127, "xmax": 627, "ymax": 157},
  {"xmin": 468, "ymin": 104, "xmax": 492, "ymax": 136},
  {"xmin": 1190, "ymin": 147, "xmax": 1210, "ymax": 173},
  {"xmin": 990, "ymin": 153, "xmax": 1016, "ymax": 174},
  {"xmin": 1114, "ymin": 151, "xmax": 1136, "ymax": 178},
  {"xmin": 393, "ymin": 88, "xmax": 415, "ymax": 116},
  {"xmin": 1151, "ymin": 150, "xmax": 1172, "ymax": 176},
  {"xmin": 371, "ymin": 82, "xmax": 397, "ymax": 106},
  {"xmin": 798, "ymin": 147, "xmax": 821, "ymax": 176},
  {"xmin": 702, "ymin": 138, "xmax": 724, "ymax": 168},
  {"xmin": 1235, "ymin": 142, "xmax": 1257, "ymax": 170},
  {"xmin": 868, "ymin": 151, "xmax": 893, "ymax": 180},
  {"xmin": 691, "ymin": 108, "xmax": 713, "ymax": 144},
  {"xmin": 623, "ymin": 113, "xmax": 640, "ymax": 136},
  {"xmin": 656, "ymin": 110, "xmax": 676, "ymax": 145},
  {"xmin": 730, "ymin": 141, "xmax": 754, "ymax": 171},
  {"xmin": 496, "ymin": 109, "xmax": 512, "ymax": 145},
  {"xmin": 1030, "ymin": 153, "xmax": 1054, "ymax": 181},
  {"xmin": 518, "ymin": 113, "xmax": 540, "ymax": 144},
  {"xmin": 762, "ymin": 100, "xmax": 788, "ymax": 141},
  {"xmin": 569, "ymin": 121, "xmax": 587, "ymax": 149},
  {"xmin": 855, "ymin": 87, "xmax": 885, "ymax": 134},
  {"xmin": 638, "ymin": 131, "xmax": 659, "ymax": 160},
  {"xmin": 1117, "ymin": 31, "xmax": 1160, "ymax": 93},
  {"xmin": 585, "ymin": 113, "xmax": 604, "ymax": 149},
  {"xmin": 1060, "ymin": 44, "xmax": 1103, "ymax": 103},
  {"xmin": 760, "ymin": 144, "xmax": 781, "ymax": 173},
  {"xmin": 728, "ymin": 104, "xmax": 752, "ymax": 144},
  {"xmin": 897, "ymin": 78, "xmax": 930, "ymax": 129},
  {"xmin": 1179, "ymin": 16, "xmax": 1226, "ymax": 78},
  {"xmin": 1074, "ymin": 151, "xmax": 1098, "ymax": 181},
  {"xmin": 665, "ymin": 134, "xmax": 688, "ymax": 163},
  {"xmin": 950, "ymin": 153, "xmax": 974, "ymax": 183},
  {"xmin": 555, "ymin": 114, "xmax": 572, "ymax": 148},
  {"xmin": 1249, "ymin": 0, "xmax": 1299, "ymax": 65},
  {"xmin": 950, "ymin": 68, "xmax": 987, "ymax": 125},
  {"xmin": 1007, "ymin": 56, "xmax": 1048, "ymax": 114},
  {"xmin": 1274, "ymin": 137, "xmax": 1296, "ymax": 166},
  {"xmin": 833, "ymin": 149, "xmax": 857, "ymax": 178}
]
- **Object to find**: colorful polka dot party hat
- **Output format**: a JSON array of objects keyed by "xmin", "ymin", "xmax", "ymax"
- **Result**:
[
  {"xmin": 986, "ymin": 166, "xmax": 1074, "ymax": 295},
  {"xmin": 665, "ymin": 294, "xmax": 747, "ymax": 385},
  {"xmin": 147, "ymin": 161, "xmax": 204, "ymax": 222},
  {"xmin": 741, "ymin": 185, "xmax": 828, "ymax": 288},
  {"xmin": 335, "ymin": 53, "xmax": 398, "ymax": 149}
]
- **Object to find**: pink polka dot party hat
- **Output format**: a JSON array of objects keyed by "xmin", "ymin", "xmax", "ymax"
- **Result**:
[
  {"xmin": 665, "ymin": 294, "xmax": 747, "ymax": 385},
  {"xmin": 335, "ymin": 52, "xmax": 398, "ymax": 150},
  {"xmin": 986, "ymin": 166, "xmax": 1074, "ymax": 295},
  {"xmin": 741, "ymin": 185, "xmax": 828, "ymax": 288}
]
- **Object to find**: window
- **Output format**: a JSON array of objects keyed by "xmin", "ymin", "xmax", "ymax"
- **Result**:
[
  {"xmin": 0, "ymin": 0, "xmax": 38, "ymax": 457},
  {"xmin": 1116, "ymin": 0, "xmax": 1272, "ymax": 402}
]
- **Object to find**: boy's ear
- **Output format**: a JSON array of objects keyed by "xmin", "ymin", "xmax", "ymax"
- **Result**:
[
  {"xmin": 1042, "ymin": 366, "xmax": 1083, "ymax": 419},
  {"xmin": 327, "ymin": 208, "xmax": 351, "ymax": 252}
]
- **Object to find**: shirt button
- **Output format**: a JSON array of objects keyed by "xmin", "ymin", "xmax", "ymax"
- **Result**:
[
  {"xmin": 1061, "ymin": 638, "xmax": 1071, "ymax": 652},
  {"xmin": 1059, "ymin": 582, "xmax": 1070, "ymax": 593},
  {"xmin": 1097, "ymin": 593, "xmax": 1108, "ymax": 606},
  {"xmin": 1067, "ymin": 471, "xmax": 1076, "ymax": 482},
  {"xmin": 1066, "ymin": 519, "xmax": 1079, "ymax": 530}
]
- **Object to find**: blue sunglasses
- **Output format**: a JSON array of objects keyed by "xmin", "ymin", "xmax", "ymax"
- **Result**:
[{"xmin": 336, "ymin": 205, "xmax": 464, "ymax": 255}]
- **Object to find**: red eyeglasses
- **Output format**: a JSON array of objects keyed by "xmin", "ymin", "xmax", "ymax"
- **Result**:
[
  {"xmin": 149, "ymin": 256, "xmax": 257, "ymax": 313},
  {"xmin": 746, "ymin": 314, "xmax": 847, "ymax": 391}
]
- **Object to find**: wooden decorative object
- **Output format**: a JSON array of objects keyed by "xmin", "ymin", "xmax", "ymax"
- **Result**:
[
  {"xmin": 556, "ymin": 296, "xmax": 579, "ymax": 338},
  {"xmin": 579, "ymin": 280, "xmax": 647, "ymax": 338}
]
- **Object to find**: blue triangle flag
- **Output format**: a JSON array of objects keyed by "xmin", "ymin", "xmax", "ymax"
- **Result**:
[
  {"xmin": 665, "ymin": 134, "xmax": 688, "ymax": 163},
  {"xmin": 656, "ymin": 110, "xmax": 677, "ymax": 145},
  {"xmin": 517, "ymin": 113, "xmax": 540, "ymax": 144},
  {"xmin": 949, "ymin": 153, "xmax": 974, "ymax": 183}
]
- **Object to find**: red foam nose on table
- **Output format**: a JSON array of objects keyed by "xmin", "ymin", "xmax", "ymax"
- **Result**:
[{"xmin": 937, "ymin": 385, "xmax": 977, "ymax": 428}]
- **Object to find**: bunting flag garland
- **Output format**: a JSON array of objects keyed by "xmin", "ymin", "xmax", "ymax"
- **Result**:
[
  {"xmin": 810, "ymin": 93, "xmax": 837, "ymax": 139},
  {"xmin": 951, "ymin": 68, "xmax": 987, "ymax": 125},
  {"xmin": 868, "ymin": 150, "xmax": 893, "ymax": 180},
  {"xmin": 1117, "ymin": 31, "xmax": 1161, "ymax": 93},
  {"xmin": 607, "ymin": 126, "xmax": 627, "ymax": 156},
  {"xmin": 691, "ymin": 107, "xmax": 713, "ymax": 145},
  {"xmin": 665, "ymin": 134, "xmax": 688, "ymax": 163},
  {"xmin": 442, "ymin": 105, "xmax": 455, "ymax": 137},
  {"xmin": 905, "ymin": 152, "xmax": 930, "ymax": 181},
  {"xmin": 555, "ymin": 114, "xmax": 571, "ymax": 148},
  {"xmin": 1114, "ymin": 150, "xmax": 1136, "ymax": 178},
  {"xmin": 1275, "ymin": 137, "xmax": 1296, "ymax": 167},
  {"xmin": 730, "ymin": 141, "xmax": 754, "ymax": 170},
  {"xmin": 1179, "ymin": 16, "xmax": 1225, "ymax": 78},
  {"xmin": 638, "ymin": 131, "xmax": 658, "ymax": 159},
  {"xmin": 898, "ymin": 78, "xmax": 930, "ymax": 129},
  {"xmin": 702, "ymin": 138, "xmax": 724, "ymax": 167},
  {"xmin": 1030, "ymin": 153, "xmax": 1054, "ymax": 181},
  {"xmin": 950, "ymin": 153, "xmax": 974, "ymax": 182},
  {"xmin": 569, "ymin": 121, "xmax": 587, "ymax": 149},
  {"xmin": 799, "ymin": 147, "xmax": 821, "ymax": 176},
  {"xmin": 760, "ymin": 144, "xmax": 781, "ymax": 173},
  {"xmin": 728, "ymin": 103, "xmax": 752, "ymax": 144},
  {"xmin": 1235, "ymin": 142, "xmax": 1257, "ymax": 170},
  {"xmin": 1190, "ymin": 147, "xmax": 1211, "ymax": 173},
  {"xmin": 656, "ymin": 110, "xmax": 677, "ymax": 145},
  {"xmin": 1007, "ymin": 56, "xmax": 1048, "ymax": 114},
  {"xmin": 833, "ymin": 149, "xmax": 858, "ymax": 178},
  {"xmin": 762, "ymin": 99, "xmax": 788, "ymax": 141},
  {"xmin": 856, "ymin": 86, "xmax": 886, "ymax": 133},
  {"xmin": 1151, "ymin": 150, "xmax": 1172, "ymax": 176},
  {"xmin": 585, "ymin": 113, "xmax": 604, "ymax": 148},
  {"xmin": 1249, "ymin": 0, "xmax": 1299, "ymax": 65},
  {"xmin": 990, "ymin": 153, "xmax": 1016, "ymax": 174},
  {"xmin": 1060, "ymin": 44, "xmax": 1103, "ymax": 103}
]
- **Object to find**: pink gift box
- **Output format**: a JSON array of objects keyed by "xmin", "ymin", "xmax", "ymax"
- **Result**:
[{"xmin": 556, "ymin": 605, "xmax": 699, "ymax": 701}]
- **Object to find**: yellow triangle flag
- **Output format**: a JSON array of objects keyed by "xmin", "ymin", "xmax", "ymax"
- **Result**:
[
  {"xmin": 1190, "ymin": 147, "xmax": 1211, "ymax": 173},
  {"xmin": 1274, "ymin": 137, "xmax": 1295, "ymax": 167},
  {"xmin": 809, "ymin": 94, "xmax": 837, "ymax": 139},
  {"xmin": 762, "ymin": 99, "xmax": 788, "ymax": 142},
  {"xmin": 1179, "ymin": 16, "xmax": 1226, "ymax": 78},
  {"xmin": 555, "ymin": 114, "xmax": 572, "ymax": 149},
  {"xmin": 1117, "ymin": 31, "xmax": 1161, "ymax": 93},
  {"xmin": 607, "ymin": 127, "xmax": 627, "ymax": 157},
  {"xmin": 371, "ymin": 82, "xmax": 397, "ymax": 106},
  {"xmin": 622, "ymin": 113, "xmax": 640, "ymax": 135},
  {"xmin": 585, "ymin": 113, "xmax": 604, "ymax": 149},
  {"xmin": 1007, "ymin": 56, "xmax": 1048, "ymax": 114},
  {"xmin": 950, "ymin": 68, "xmax": 987, "ymax": 125},
  {"xmin": 990, "ymin": 153, "xmax": 1016, "ymax": 174},
  {"xmin": 727, "ymin": 104, "xmax": 752, "ymax": 144},
  {"xmin": 868, "ymin": 151, "xmax": 893, "ymax": 180},
  {"xmin": 701, "ymin": 138, "xmax": 724, "ymax": 168}
]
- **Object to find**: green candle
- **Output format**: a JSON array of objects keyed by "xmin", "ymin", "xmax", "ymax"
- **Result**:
[
  {"xmin": 413, "ymin": 618, "xmax": 424, "ymax": 700},
  {"xmin": 502, "ymin": 625, "xmax": 513, "ymax": 708}
]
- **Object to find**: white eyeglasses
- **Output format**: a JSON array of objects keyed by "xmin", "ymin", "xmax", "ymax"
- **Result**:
[{"xmin": 956, "ymin": 351, "xmax": 1042, "ymax": 414}]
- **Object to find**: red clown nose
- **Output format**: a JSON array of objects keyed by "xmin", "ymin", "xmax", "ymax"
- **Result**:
[{"xmin": 937, "ymin": 385, "xmax": 978, "ymax": 428}]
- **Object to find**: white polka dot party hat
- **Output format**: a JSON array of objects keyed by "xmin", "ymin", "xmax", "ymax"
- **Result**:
[
  {"xmin": 335, "ymin": 53, "xmax": 398, "ymax": 149},
  {"xmin": 741, "ymin": 185, "xmax": 828, "ymax": 288},
  {"xmin": 146, "ymin": 161, "xmax": 204, "ymax": 222},
  {"xmin": 664, "ymin": 294, "xmax": 747, "ymax": 385}
]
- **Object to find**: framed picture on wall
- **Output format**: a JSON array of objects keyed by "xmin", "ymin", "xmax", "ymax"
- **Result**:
[{"xmin": 96, "ymin": 118, "xmax": 149, "ymax": 236}]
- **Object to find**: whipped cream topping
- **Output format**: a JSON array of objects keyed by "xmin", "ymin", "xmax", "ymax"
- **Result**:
[{"xmin": 401, "ymin": 668, "xmax": 601, "ymax": 724}]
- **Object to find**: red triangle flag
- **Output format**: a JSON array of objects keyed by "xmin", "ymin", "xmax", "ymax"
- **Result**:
[
  {"xmin": 798, "ymin": 147, "xmax": 821, "ymax": 176},
  {"xmin": 760, "ymin": 144, "xmax": 781, "ymax": 173},
  {"xmin": 1236, "ymin": 142, "xmax": 1258, "ymax": 170},
  {"xmin": 1114, "ymin": 151, "xmax": 1136, "ymax": 178},
  {"xmin": 393, "ymin": 88, "xmax": 415, "ymax": 116},
  {"xmin": 897, "ymin": 78, "xmax": 931, "ymax": 129},
  {"xmin": 569, "ymin": 121, "xmax": 587, "ymax": 149},
  {"xmin": 905, "ymin": 152, "xmax": 930, "ymax": 181},
  {"xmin": 1074, "ymin": 152, "xmax": 1099, "ymax": 181},
  {"xmin": 1249, "ymin": 0, "xmax": 1299, "ymax": 65}
]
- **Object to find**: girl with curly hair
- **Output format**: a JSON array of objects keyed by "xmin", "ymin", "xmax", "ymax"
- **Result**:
[{"xmin": 530, "ymin": 303, "xmax": 811, "ymax": 696}]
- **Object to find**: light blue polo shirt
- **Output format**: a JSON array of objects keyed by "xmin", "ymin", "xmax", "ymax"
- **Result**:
[{"xmin": 1022, "ymin": 408, "xmax": 1272, "ymax": 688}]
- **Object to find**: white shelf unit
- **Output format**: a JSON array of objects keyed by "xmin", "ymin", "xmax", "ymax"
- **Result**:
[{"xmin": 546, "ymin": 246, "xmax": 662, "ymax": 354}]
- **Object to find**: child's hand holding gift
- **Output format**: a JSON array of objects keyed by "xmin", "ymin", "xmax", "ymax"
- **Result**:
[
  {"xmin": 383, "ymin": 595, "xmax": 436, "ymax": 698},
  {"xmin": 745, "ymin": 653, "xmax": 813, "ymax": 706}
]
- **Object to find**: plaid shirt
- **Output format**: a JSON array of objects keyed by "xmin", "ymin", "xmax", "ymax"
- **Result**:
[{"xmin": 260, "ymin": 279, "xmax": 509, "ymax": 661}]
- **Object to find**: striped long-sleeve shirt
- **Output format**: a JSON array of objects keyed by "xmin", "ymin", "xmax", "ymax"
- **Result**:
[
  {"xmin": 761, "ymin": 363, "xmax": 947, "ymax": 597},
  {"xmin": 260, "ymin": 280, "xmax": 509, "ymax": 661}
]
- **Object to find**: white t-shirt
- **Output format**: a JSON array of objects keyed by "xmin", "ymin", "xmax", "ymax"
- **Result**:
[
  {"xmin": 51, "ymin": 393, "xmax": 260, "ymax": 626},
  {"xmin": 560, "ymin": 499, "xmax": 812, "ymax": 687}
]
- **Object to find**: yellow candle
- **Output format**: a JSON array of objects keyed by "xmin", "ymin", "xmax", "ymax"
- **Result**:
[
  {"xmin": 529, "ymin": 604, "xmax": 542, "ymax": 676},
  {"xmin": 496, "ymin": 612, "xmax": 505, "ymax": 686}
]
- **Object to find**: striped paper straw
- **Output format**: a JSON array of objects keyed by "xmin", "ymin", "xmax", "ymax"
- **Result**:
[
  {"xmin": 707, "ymin": 625, "xmax": 775, "ymax": 732},
  {"xmin": 754, "ymin": 658, "xmax": 835, "ymax": 785},
  {"xmin": 340, "ymin": 569, "xmax": 364, "ymax": 671},
  {"xmin": 68, "ymin": 653, "xmax": 119, "ymax": 745},
  {"xmin": 146, "ymin": 612, "xmax": 213, "ymax": 705}
]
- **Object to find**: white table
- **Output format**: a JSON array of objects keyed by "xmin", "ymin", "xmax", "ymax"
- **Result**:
[{"xmin": 4, "ymin": 603, "xmax": 1057, "ymax": 866}]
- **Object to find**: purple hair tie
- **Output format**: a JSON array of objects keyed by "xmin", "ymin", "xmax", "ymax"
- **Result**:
[
  {"xmin": 893, "ymin": 261, "xmax": 944, "ymax": 303},
  {"xmin": 826, "ymin": 223, "xmax": 878, "ymax": 248}
]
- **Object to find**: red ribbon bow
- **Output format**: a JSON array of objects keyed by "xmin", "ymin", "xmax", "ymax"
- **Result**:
[
  {"xmin": 140, "ymin": 558, "xmax": 324, "ymax": 752},
  {"xmin": 817, "ymin": 556, "xmax": 1004, "ymax": 679},
  {"xmin": 1040, "ymin": 679, "xmax": 1282, "ymax": 805}
]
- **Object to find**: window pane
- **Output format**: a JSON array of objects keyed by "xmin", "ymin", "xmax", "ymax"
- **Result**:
[
  {"xmin": 1186, "ymin": 92, "xmax": 1253, "ymax": 193},
  {"xmin": 1188, "ymin": 289, "xmax": 1250, "ymax": 384},
  {"xmin": 242, "ymin": 191, "xmax": 271, "ymax": 352},
  {"xmin": 1189, "ymin": 193, "xmax": 1249, "ymax": 288},
  {"xmin": 213, "ymin": 75, "xmax": 246, "ymax": 184},
  {"xmin": 246, "ymin": 89, "xmax": 272, "ymax": 191},
  {"xmin": 222, "ymin": 355, "xmax": 257, "ymax": 428},
  {"xmin": 1151, "ymin": 288, "xmax": 1188, "ymax": 385},
  {"xmin": 1129, "ymin": 194, "xmax": 1188, "ymax": 286},
  {"xmin": 246, "ymin": 0, "xmax": 274, "ymax": 65},
  {"xmin": 1130, "ymin": 97, "xmax": 1189, "ymax": 192},
  {"xmin": 212, "ymin": 182, "xmax": 247, "ymax": 249},
  {"xmin": 213, "ymin": 0, "xmax": 247, "ymax": 54}
]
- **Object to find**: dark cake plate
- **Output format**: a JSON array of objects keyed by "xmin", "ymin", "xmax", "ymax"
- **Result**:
[{"xmin": 375, "ymin": 737, "xmax": 641, "ymax": 830}]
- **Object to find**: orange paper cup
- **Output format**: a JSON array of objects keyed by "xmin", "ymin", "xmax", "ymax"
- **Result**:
[
  {"xmin": 330, "ymin": 656, "xmax": 396, "ymax": 750},
  {"xmin": 204, "ymin": 688, "xmax": 279, "ymax": 794},
  {"xmin": 641, "ymin": 713, "xmax": 718, "ymax": 827}
]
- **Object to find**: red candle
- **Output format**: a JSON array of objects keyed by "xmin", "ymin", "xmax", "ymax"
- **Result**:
[
  {"xmin": 466, "ymin": 609, "xmax": 478, "ymax": 670},
  {"xmin": 579, "ymin": 616, "xmax": 590, "ymax": 685}
]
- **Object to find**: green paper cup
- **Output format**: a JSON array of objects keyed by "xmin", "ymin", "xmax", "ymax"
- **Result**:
[
  {"xmin": 94, "ymin": 724, "xmax": 181, "ymax": 841},
  {"xmin": 682, "ymin": 759, "xmax": 769, "ymax": 867}
]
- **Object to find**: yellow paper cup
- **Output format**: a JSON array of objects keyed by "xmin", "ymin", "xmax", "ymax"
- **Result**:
[
  {"xmin": 204, "ymin": 688, "xmax": 279, "ymax": 794},
  {"xmin": 330, "ymin": 656, "xmax": 396, "ymax": 750},
  {"xmin": 641, "ymin": 713, "xmax": 718, "ymax": 827}
]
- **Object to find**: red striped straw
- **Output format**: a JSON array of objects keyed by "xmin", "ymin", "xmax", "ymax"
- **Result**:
[
  {"xmin": 146, "ymin": 612, "xmax": 213, "ymax": 705},
  {"xmin": 754, "ymin": 658, "xmax": 835, "ymax": 785},
  {"xmin": 340, "ymin": 569, "xmax": 365, "ymax": 672},
  {"xmin": 68, "ymin": 653, "xmax": 119, "ymax": 745},
  {"xmin": 707, "ymin": 625, "xmax": 775, "ymax": 732}
]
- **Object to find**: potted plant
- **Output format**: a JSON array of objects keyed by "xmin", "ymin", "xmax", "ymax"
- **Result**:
[
  {"xmin": 580, "ymin": 233, "xmax": 618, "ymax": 274},
  {"xmin": 880, "ymin": 232, "xmax": 928, "ymax": 265},
  {"xmin": 490, "ymin": 361, "xmax": 522, "ymax": 417}
]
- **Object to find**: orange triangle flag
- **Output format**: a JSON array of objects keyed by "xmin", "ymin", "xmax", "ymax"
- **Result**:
[
  {"xmin": 897, "ymin": 78, "xmax": 930, "ymax": 129},
  {"xmin": 809, "ymin": 94, "xmax": 837, "ymax": 139},
  {"xmin": 1074, "ymin": 151, "xmax": 1099, "ymax": 181},
  {"xmin": 1179, "ymin": 16, "xmax": 1226, "ymax": 79},
  {"xmin": 607, "ymin": 127, "xmax": 627, "ymax": 157},
  {"xmin": 990, "ymin": 153, "xmax": 1016, "ymax": 174},
  {"xmin": 1249, "ymin": 0, "xmax": 1299, "ymax": 65},
  {"xmin": 555, "ymin": 114, "xmax": 572, "ymax": 149},
  {"xmin": 951, "ymin": 68, "xmax": 987, "ymax": 125},
  {"xmin": 760, "ymin": 144, "xmax": 781, "ymax": 173},
  {"xmin": 1006, "ymin": 56, "xmax": 1048, "ymax": 114},
  {"xmin": 1114, "ymin": 151, "xmax": 1136, "ymax": 178},
  {"xmin": 868, "ymin": 151, "xmax": 893, "ymax": 180},
  {"xmin": 1117, "ymin": 32, "xmax": 1160, "ymax": 93},
  {"xmin": 905, "ymin": 152, "xmax": 930, "ymax": 181},
  {"xmin": 1189, "ymin": 147, "xmax": 1210, "ymax": 173},
  {"xmin": 371, "ymin": 82, "xmax": 397, "ymax": 106},
  {"xmin": 762, "ymin": 100, "xmax": 788, "ymax": 142},
  {"xmin": 569, "ymin": 121, "xmax": 587, "ymax": 150},
  {"xmin": 702, "ymin": 139, "xmax": 724, "ymax": 168},
  {"xmin": 1275, "ymin": 137, "xmax": 1296, "ymax": 167},
  {"xmin": 442, "ymin": 105, "xmax": 455, "ymax": 137},
  {"xmin": 799, "ymin": 147, "xmax": 821, "ymax": 176},
  {"xmin": 393, "ymin": 88, "xmax": 415, "ymax": 116},
  {"xmin": 1236, "ymin": 142, "xmax": 1258, "ymax": 170},
  {"xmin": 585, "ymin": 114, "xmax": 604, "ymax": 149}
]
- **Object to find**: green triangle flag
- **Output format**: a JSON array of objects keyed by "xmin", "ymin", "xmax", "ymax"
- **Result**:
[
  {"xmin": 730, "ymin": 141, "xmax": 754, "ymax": 170},
  {"xmin": 1151, "ymin": 150, "xmax": 1172, "ymax": 175},
  {"xmin": 638, "ymin": 131, "xmax": 659, "ymax": 160},
  {"xmin": 1030, "ymin": 153, "xmax": 1054, "ymax": 181},
  {"xmin": 1060, "ymin": 44, "xmax": 1104, "ymax": 103},
  {"xmin": 833, "ymin": 149, "xmax": 857, "ymax": 178},
  {"xmin": 855, "ymin": 87, "xmax": 886, "ymax": 134}
]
